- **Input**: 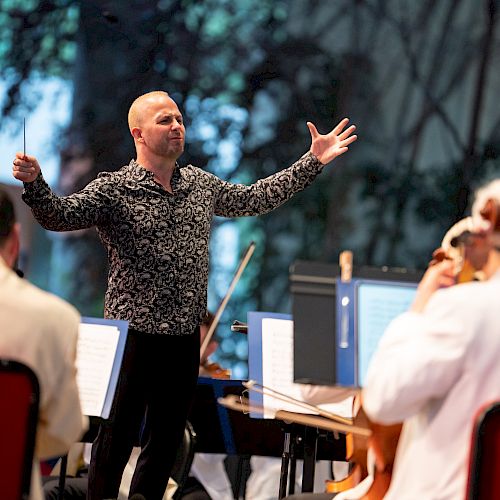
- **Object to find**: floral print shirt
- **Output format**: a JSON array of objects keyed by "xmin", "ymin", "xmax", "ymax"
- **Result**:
[{"xmin": 23, "ymin": 151, "xmax": 324, "ymax": 335}]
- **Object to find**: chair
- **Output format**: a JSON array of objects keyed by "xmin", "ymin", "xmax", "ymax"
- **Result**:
[
  {"xmin": 466, "ymin": 401, "xmax": 500, "ymax": 500},
  {"xmin": 0, "ymin": 359, "xmax": 40, "ymax": 500},
  {"xmin": 171, "ymin": 421, "xmax": 197, "ymax": 500}
]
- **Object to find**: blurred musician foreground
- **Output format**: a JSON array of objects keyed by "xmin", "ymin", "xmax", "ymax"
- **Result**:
[
  {"xmin": 0, "ymin": 187, "xmax": 87, "ymax": 500},
  {"xmin": 285, "ymin": 180, "xmax": 500, "ymax": 500}
]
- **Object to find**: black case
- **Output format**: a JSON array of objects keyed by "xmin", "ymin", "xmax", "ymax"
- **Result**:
[{"xmin": 290, "ymin": 259, "xmax": 423, "ymax": 386}]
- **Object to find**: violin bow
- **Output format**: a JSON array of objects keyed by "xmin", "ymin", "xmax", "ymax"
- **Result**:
[
  {"xmin": 244, "ymin": 380, "xmax": 355, "ymax": 426},
  {"xmin": 218, "ymin": 394, "xmax": 371, "ymax": 437},
  {"xmin": 200, "ymin": 241, "xmax": 256, "ymax": 360}
]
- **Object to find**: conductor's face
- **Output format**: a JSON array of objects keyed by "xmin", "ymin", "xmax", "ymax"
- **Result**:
[{"xmin": 133, "ymin": 94, "xmax": 185, "ymax": 160}]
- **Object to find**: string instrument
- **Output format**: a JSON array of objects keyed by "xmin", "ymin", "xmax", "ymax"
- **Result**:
[
  {"xmin": 327, "ymin": 214, "xmax": 497, "ymax": 497},
  {"xmin": 199, "ymin": 355, "xmax": 232, "ymax": 379},
  {"xmin": 439, "ymin": 216, "xmax": 479, "ymax": 282},
  {"xmin": 323, "ymin": 404, "xmax": 401, "ymax": 498},
  {"xmin": 328, "ymin": 400, "xmax": 401, "ymax": 499},
  {"xmin": 199, "ymin": 241, "xmax": 256, "ymax": 379},
  {"xmin": 436, "ymin": 212, "xmax": 500, "ymax": 283}
]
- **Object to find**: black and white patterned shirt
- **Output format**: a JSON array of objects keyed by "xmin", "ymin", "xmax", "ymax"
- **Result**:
[{"xmin": 23, "ymin": 151, "xmax": 324, "ymax": 335}]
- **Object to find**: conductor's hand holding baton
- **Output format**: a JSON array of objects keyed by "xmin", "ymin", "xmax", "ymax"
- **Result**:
[{"xmin": 12, "ymin": 153, "xmax": 41, "ymax": 183}]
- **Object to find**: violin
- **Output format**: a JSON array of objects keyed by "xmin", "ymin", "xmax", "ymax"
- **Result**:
[
  {"xmin": 199, "ymin": 242, "xmax": 256, "ymax": 380},
  {"xmin": 436, "ymin": 216, "xmax": 490, "ymax": 283},
  {"xmin": 199, "ymin": 360, "xmax": 231, "ymax": 379}
]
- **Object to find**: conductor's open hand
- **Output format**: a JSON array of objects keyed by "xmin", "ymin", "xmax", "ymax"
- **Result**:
[
  {"xmin": 308, "ymin": 118, "xmax": 357, "ymax": 165},
  {"xmin": 12, "ymin": 153, "xmax": 41, "ymax": 183}
]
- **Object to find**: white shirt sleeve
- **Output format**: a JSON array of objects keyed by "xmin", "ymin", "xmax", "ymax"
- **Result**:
[{"xmin": 36, "ymin": 307, "xmax": 88, "ymax": 459}]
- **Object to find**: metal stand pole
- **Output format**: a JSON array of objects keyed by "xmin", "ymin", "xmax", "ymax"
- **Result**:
[
  {"xmin": 279, "ymin": 430, "xmax": 291, "ymax": 498},
  {"xmin": 57, "ymin": 454, "xmax": 68, "ymax": 500}
]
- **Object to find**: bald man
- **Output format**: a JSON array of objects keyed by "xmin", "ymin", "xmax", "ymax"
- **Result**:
[{"xmin": 13, "ymin": 91, "xmax": 356, "ymax": 499}]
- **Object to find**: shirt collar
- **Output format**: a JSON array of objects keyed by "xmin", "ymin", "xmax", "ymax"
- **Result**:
[{"xmin": 127, "ymin": 159, "xmax": 187, "ymax": 194}]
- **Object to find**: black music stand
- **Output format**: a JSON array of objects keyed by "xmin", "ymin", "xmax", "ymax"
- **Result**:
[
  {"xmin": 189, "ymin": 378, "xmax": 287, "ymax": 456},
  {"xmin": 190, "ymin": 377, "xmax": 346, "ymax": 498},
  {"xmin": 57, "ymin": 317, "xmax": 128, "ymax": 500},
  {"xmin": 290, "ymin": 260, "xmax": 339, "ymax": 386}
]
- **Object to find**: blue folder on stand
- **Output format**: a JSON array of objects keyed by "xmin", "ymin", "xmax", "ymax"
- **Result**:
[
  {"xmin": 335, "ymin": 279, "xmax": 417, "ymax": 387},
  {"xmin": 247, "ymin": 311, "xmax": 293, "ymax": 418}
]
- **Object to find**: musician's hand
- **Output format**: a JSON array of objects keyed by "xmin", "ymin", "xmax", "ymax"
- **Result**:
[
  {"xmin": 428, "ymin": 247, "xmax": 452, "ymax": 267},
  {"xmin": 308, "ymin": 118, "xmax": 357, "ymax": 165},
  {"xmin": 12, "ymin": 153, "xmax": 41, "ymax": 183},
  {"xmin": 200, "ymin": 340, "xmax": 218, "ymax": 366},
  {"xmin": 410, "ymin": 260, "xmax": 456, "ymax": 313}
]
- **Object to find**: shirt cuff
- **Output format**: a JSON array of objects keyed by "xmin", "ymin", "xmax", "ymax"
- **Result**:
[
  {"xmin": 22, "ymin": 172, "xmax": 50, "ymax": 206},
  {"xmin": 303, "ymin": 150, "xmax": 325, "ymax": 172}
]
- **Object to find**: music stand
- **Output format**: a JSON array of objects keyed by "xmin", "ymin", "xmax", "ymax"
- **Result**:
[
  {"xmin": 291, "ymin": 259, "xmax": 422, "ymax": 386},
  {"xmin": 246, "ymin": 312, "xmax": 346, "ymax": 496},
  {"xmin": 192, "ymin": 377, "xmax": 346, "ymax": 498},
  {"xmin": 335, "ymin": 274, "xmax": 420, "ymax": 387},
  {"xmin": 57, "ymin": 317, "xmax": 128, "ymax": 500},
  {"xmin": 190, "ymin": 377, "xmax": 287, "ymax": 457}
]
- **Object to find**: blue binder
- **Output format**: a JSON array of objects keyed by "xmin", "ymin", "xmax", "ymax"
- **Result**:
[{"xmin": 335, "ymin": 279, "xmax": 417, "ymax": 387}]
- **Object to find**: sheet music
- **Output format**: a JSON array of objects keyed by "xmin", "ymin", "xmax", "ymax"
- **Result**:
[
  {"xmin": 248, "ymin": 312, "xmax": 353, "ymax": 419},
  {"xmin": 357, "ymin": 283, "xmax": 416, "ymax": 385},
  {"xmin": 261, "ymin": 318, "xmax": 353, "ymax": 418},
  {"xmin": 76, "ymin": 323, "xmax": 120, "ymax": 417},
  {"xmin": 261, "ymin": 318, "xmax": 302, "ymax": 416}
]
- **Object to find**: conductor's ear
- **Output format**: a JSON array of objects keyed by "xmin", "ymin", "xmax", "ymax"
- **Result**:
[
  {"xmin": 131, "ymin": 127, "xmax": 144, "ymax": 142},
  {"xmin": 480, "ymin": 199, "xmax": 500, "ymax": 232}
]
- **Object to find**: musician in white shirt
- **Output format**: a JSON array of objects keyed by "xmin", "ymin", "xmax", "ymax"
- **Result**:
[
  {"xmin": 285, "ymin": 179, "xmax": 500, "ymax": 500},
  {"xmin": 0, "ymin": 187, "xmax": 87, "ymax": 500},
  {"xmin": 363, "ymin": 179, "xmax": 500, "ymax": 500}
]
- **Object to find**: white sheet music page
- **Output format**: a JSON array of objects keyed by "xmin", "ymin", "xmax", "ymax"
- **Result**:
[
  {"xmin": 261, "ymin": 318, "xmax": 353, "ymax": 419},
  {"xmin": 76, "ymin": 323, "xmax": 120, "ymax": 417},
  {"xmin": 261, "ymin": 318, "xmax": 310, "ymax": 416}
]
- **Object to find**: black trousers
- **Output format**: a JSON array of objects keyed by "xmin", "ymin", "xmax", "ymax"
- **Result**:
[
  {"xmin": 43, "ymin": 476, "xmax": 87, "ymax": 499},
  {"xmin": 87, "ymin": 327, "xmax": 200, "ymax": 500}
]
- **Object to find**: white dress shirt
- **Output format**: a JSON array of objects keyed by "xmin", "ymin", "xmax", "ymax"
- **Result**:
[
  {"xmin": 0, "ymin": 259, "xmax": 87, "ymax": 500},
  {"xmin": 363, "ymin": 270, "xmax": 500, "ymax": 500}
]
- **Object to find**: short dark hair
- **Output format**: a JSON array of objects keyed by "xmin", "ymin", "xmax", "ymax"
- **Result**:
[{"xmin": 0, "ymin": 188, "xmax": 15, "ymax": 247}]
